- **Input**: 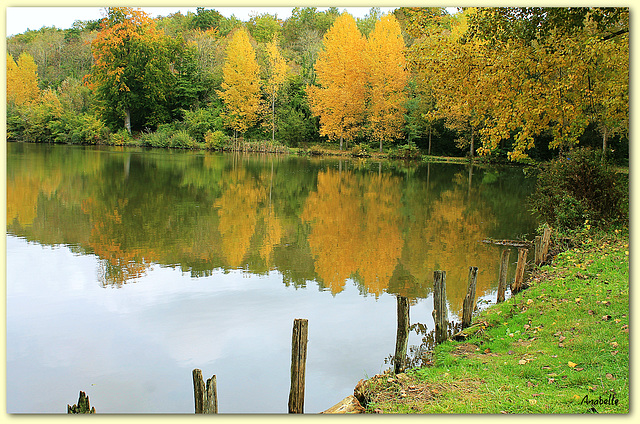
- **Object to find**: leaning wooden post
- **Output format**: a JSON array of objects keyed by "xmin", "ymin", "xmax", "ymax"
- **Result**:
[
  {"xmin": 512, "ymin": 248, "xmax": 529, "ymax": 295},
  {"xmin": 394, "ymin": 296, "xmax": 410, "ymax": 374},
  {"xmin": 462, "ymin": 267, "xmax": 478, "ymax": 329},
  {"xmin": 496, "ymin": 249, "xmax": 511, "ymax": 303},
  {"xmin": 288, "ymin": 318, "xmax": 308, "ymax": 414},
  {"xmin": 432, "ymin": 271, "xmax": 448, "ymax": 344}
]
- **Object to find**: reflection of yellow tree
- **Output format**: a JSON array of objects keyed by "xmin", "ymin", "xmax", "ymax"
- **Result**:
[
  {"xmin": 401, "ymin": 171, "xmax": 497, "ymax": 312},
  {"xmin": 301, "ymin": 169, "xmax": 403, "ymax": 296},
  {"xmin": 6, "ymin": 170, "xmax": 62, "ymax": 228},
  {"xmin": 259, "ymin": 204, "xmax": 283, "ymax": 267},
  {"xmin": 81, "ymin": 198, "xmax": 155, "ymax": 286},
  {"xmin": 357, "ymin": 174, "xmax": 403, "ymax": 296},
  {"xmin": 214, "ymin": 168, "xmax": 267, "ymax": 268}
]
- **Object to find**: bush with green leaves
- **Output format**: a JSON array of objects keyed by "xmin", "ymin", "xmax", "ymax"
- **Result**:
[
  {"xmin": 391, "ymin": 143, "xmax": 421, "ymax": 160},
  {"xmin": 108, "ymin": 129, "xmax": 133, "ymax": 146},
  {"xmin": 351, "ymin": 143, "xmax": 370, "ymax": 157},
  {"xmin": 182, "ymin": 107, "xmax": 224, "ymax": 142},
  {"xmin": 204, "ymin": 130, "xmax": 230, "ymax": 150},
  {"xmin": 529, "ymin": 148, "xmax": 628, "ymax": 230},
  {"xmin": 169, "ymin": 130, "xmax": 196, "ymax": 149}
]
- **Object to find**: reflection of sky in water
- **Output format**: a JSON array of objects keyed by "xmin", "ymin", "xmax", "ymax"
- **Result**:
[{"xmin": 7, "ymin": 235, "xmax": 433, "ymax": 413}]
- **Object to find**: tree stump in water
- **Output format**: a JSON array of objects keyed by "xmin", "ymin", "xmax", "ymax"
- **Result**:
[
  {"xmin": 288, "ymin": 318, "xmax": 308, "ymax": 414},
  {"xmin": 67, "ymin": 391, "xmax": 95, "ymax": 414},
  {"xmin": 394, "ymin": 296, "xmax": 410, "ymax": 374}
]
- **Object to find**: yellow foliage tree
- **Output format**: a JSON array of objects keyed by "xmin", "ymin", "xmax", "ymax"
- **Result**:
[
  {"xmin": 364, "ymin": 14, "xmax": 410, "ymax": 152},
  {"xmin": 218, "ymin": 28, "xmax": 262, "ymax": 139},
  {"xmin": 264, "ymin": 37, "xmax": 289, "ymax": 142},
  {"xmin": 307, "ymin": 13, "xmax": 366, "ymax": 150},
  {"xmin": 6, "ymin": 52, "xmax": 40, "ymax": 107}
]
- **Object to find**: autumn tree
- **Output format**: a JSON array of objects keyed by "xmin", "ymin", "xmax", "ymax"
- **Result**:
[
  {"xmin": 364, "ymin": 14, "xmax": 409, "ymax": 151},
  {"xmin": 264, "ymin": 37, "xmax": 289, "ymax": 141},
  {"xmin": 6, "ymin": 52, "xmax": 40, "ymax": 108},
  {"xmin": 87, "ymin": 7, "xmax": 177, "ymax": 133},
  {"xmin": 218, "ymin": 28, "xmax": 262, "ymax": 139},
  {"xmin": 307, "ymin": 13, "xmax": 366, "ymax": 150}
]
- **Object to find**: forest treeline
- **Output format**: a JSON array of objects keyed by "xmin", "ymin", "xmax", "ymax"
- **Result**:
[{"xmin": 6, "ymin": 6, "xmax": 629, "ymax": 162}]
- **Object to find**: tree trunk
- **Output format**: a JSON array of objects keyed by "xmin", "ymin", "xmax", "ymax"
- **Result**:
[
  {"xmin": 272, "ymin": 96, "xmax": 276, "ymax": 142},
  {"xmin": 340, "ymin": 134, "xmax": 343, "ymax": 151},
  {"xmin": 470, "ymin": 128, "xmax": 474, "ymax": 157},
  {"xmin": 602, "ymin": 126, "xmax": 608, "ymax": 163},
  {"xmin": 428, "ymin": 126, "xmax": 432, "ymax": 155},
  {"xmin": 124, "ymin": 108, "xmax": 131, "ymax": 134}
]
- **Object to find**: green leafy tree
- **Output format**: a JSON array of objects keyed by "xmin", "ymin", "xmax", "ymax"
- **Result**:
[{"xmin": 87, "ymin": 7, "xmax": 178, "ymax": 132}]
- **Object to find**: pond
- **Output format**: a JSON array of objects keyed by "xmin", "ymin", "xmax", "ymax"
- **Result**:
[{"xmin": 5, "ymin": 142, "xmax": 539, "ymax": 413}]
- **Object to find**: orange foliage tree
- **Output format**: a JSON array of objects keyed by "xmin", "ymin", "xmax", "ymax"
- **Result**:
[{"xmin": 307, "ymin": 13, "xmax": 367, "ymax": 150}]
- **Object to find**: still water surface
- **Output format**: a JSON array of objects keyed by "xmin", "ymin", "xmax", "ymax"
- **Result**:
[{"xmin": 6, "ymin": 143, "xmax": 538, "ymax": 413}]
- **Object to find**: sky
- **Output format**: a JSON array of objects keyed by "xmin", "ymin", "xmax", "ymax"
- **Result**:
[{"xmin": 4, "ymin": 6, "xmax": 432, "ymax": 37}]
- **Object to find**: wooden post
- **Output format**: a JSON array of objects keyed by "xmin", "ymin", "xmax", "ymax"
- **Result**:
[
  {"xmin": 394, "ymin": 296, "xmax": 410, "ymax": 374},
  {"xmin": 541, "ymin": 225, "xmax": 552, "ymax": 261},
  {"xmin": 193, "ymin": 369, "xmax": 205, "ymax": 414},
  {"xmin": 497, "ymin": 249, "xmax": 511, "ymax": 303},
  {"xmin": 288, "ymin": 318, "xmax": 308, "ymax": 414},
  {"xmin": 205, "ymin": 375, "xmax": 218, "ymax": 413},
  {"xmin": 432, "ymin": 271, "xmax": 448, "ymax": 344},
  {"xmin": 462, "ymin": 267, "xmax": 478, "ymax": 329},
  {"xmin": 534, "ymin": 236, "xmax": 543, "ymax": 265},
  {"xmin": 512, "ymin": 248, "xmax": 529, "ymax": 295},
  {"xmin": 67, "ymin": 391, "xmax": 95, "ymax": 414},
  {"xmin": 193, "ymin": 369, "xmax": 218, "ymax": 413}
]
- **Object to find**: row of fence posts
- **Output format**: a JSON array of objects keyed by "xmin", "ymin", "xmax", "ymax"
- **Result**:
[{"xmin": 69, "ymin": 228, "xmax": 551, "ymax": 414}]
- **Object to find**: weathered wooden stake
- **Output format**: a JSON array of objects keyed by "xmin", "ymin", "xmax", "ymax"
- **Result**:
[
  {"xmin": 541, "ymin": 225, "xmax": 552, "ymax": 260},
  {"xmin": 288, "ymin": 318, "xmax": 308, "ymax": 414},
  {"xmin": 193, "ymin": 369, "xmax": 218, "ymax": 413},
  {"xmin": 205, "ymin": 375, "xmax": 218, "ymax": 413},
  {"xmin": 496, "ymin": 249, "xmax": 511, "ymax": 303},
  {"xmin": 462, "ymin": 266, "xmax": 478, "ymax": 329},
  {"xmin": 512, "ymin": 248, "xmax": 529, "ymax": 294},
  {"xmin": 67, "ymin": 391, "xmax": 95, "ymax": 414},
  {"xmin": 534, "ymin": 235, "xmax": 543, "ymax": 265},
  {"xmin": 394, "ymin": 296, "xmax": 410, "ymax": 374},
  {"xmin": 432, "ymin": 271, "xmax": 448, "ymax": 344}
]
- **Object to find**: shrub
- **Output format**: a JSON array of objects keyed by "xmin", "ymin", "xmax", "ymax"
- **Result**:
[
  {"xmin": 391, "ymin": 143, "xmax": 421, "ymax": 160},
  {"xmin": 529, "ymin": 148, "xmax": 628, "ymax": 230},
  {"xmin": 351, "ymin": 143, "xmax": 370, "ymax": 157},
  {"xmin": 169, "ymin": 130, "xmax": 196, "ymax": 149},
  {"xmin": 108, "ymin": 129, "xmax": 133, "ymax": 146},
  {"xmin": 182, "ymin": 107, "xmax": 224, "ymax": 142},
  {"xmin": 204, "ymin": 130, "xmax": 230, "ymax": 150}
]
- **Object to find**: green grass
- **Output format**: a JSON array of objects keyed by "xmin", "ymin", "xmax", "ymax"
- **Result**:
[{"xmin": 365, "ymin": 228, "xmax": 629, "ymax": 414}]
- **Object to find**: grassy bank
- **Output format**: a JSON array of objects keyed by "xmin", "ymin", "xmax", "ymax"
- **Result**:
[{"xmin": 360, "ymin": 227, "xmax": 629, "ymax": 414}]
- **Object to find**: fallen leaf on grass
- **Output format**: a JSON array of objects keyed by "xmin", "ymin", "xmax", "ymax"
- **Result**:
[
  {"xmin": 574, "ymin": 367, "xmax": 584, "ymax": 371},
  {"xmin": 611, "ymin": 350, "xmax": 619, "ymax": 356},
  {"xmin": 527, "ymin": 299, "xmax": 534, "ymax": 305},
  {"xmin": 606, "ymin": 373, "xmax": 615, "ymax": 380},
  {"xmin": 529, "ymin": 399, "xmax": 537, "ymax": 405},
  {"xmin": 559, "ymin": 336, "xmax": 566, "ymax": 342},
  {"xmin": 519, "ymin": 359, "xmax": 527, "ymax": 365},
  {"xmin": 532, "ymin": 393, "xmax": 543, "ymax": 397},
  {"xmin": 568, "ymin": 361, "xmax": 578, "ymax": 368},
  {"xmin": 611, "ymin": 341, "xmax": 619, "ymax": 348},
  {"xmin": 602, "ymin": 315, "xmax": 612, "ymax": 321}
]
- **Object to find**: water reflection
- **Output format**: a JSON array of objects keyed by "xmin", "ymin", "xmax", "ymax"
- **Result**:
[{"xmin": 6, "ymin": 143, "xmax": 538, "ymax": 301}]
